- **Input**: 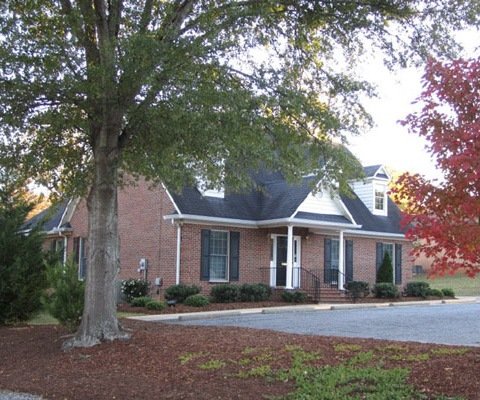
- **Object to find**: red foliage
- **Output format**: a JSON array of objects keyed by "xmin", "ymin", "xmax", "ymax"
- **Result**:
[{"xmin": 392, "ymin": 58, "xmax": 480, "ymax": 277}]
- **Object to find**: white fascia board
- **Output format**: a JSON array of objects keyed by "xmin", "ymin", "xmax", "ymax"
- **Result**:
[
  {"xmin": 343, "ymin": 229, "xmax": 407, "ymax": 240},
  {"xmin": 161, "ymin": 183, "xmax": 182, "ymax": 215},
  {"xmin": 164, "ymin": 213, "xmax": 362, "ymax": 230},
  {"xmin": 335, "ymin": 197, "xmax": 358, "ymax": 225},
  {"xmin": 257, "ymin": 217, "xmax": 362, "ymax": 230},
  {"xmin": 163, "ymin": 213, "xmax": 258, "ymax": 228}
]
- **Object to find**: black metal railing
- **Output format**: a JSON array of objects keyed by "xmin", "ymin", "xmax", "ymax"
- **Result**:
[{"xmin": 259, "ymin": 266, "xmax": 347, "ymax": 303}]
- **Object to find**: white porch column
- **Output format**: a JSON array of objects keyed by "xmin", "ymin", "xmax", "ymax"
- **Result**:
[
  {"xmin": 338, "ymin": 230, "xmax": 345, "ymax": 290},
  {"xmin": 286, "ymin": 225, "xmax": 294, "ymax": 289},
  {"xmin": 175, "ymin": 223, "xmax": 182, "ymax": 285}
]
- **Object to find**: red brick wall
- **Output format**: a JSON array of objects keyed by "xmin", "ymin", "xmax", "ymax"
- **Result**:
[
  {"xmin": 64, "ymin": 179, "xmax": 414, "ymax": 299},
  {"xmin": 67, "ymin": 179, "xmax": 178, "ymax": 297}
]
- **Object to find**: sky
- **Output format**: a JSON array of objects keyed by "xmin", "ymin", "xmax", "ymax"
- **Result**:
[{"xmin": 348, "ymin": 30, "xmax": 479, "ymax": 181}]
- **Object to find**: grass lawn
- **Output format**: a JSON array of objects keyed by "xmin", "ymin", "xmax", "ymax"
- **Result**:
[{"xmin": 414, "ymin": 272, "xmax": 480, "ymax": 296}]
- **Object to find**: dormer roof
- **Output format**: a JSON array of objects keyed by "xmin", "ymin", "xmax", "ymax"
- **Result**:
[{"xmin": 363, "ymin": 165, "xmax": 390, "ymax": 181}]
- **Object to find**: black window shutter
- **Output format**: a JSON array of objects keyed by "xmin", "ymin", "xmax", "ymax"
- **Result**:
[
  {"xmin": 395, "ymin": 244, "xmax": 402, "ymax": 284},
  {"xmin": 375, "ymin": 242, "xmax": 383, "ymax": 272},
  {"xmin": 324, "ymin": 238, "xmax": 331, "ymax": 283},
  {"xmin": 200, "ymin": 229, "xmax": 210, "ymax": 281},
  {"xmin": 345, "ymin": 240, "xmax": 353, "ymax": 283},
  {"xmin": 229, "ymin": 231, "xmax": 240, "ymax": 281}
]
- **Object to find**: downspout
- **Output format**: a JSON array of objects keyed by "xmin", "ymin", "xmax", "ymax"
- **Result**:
[{"xmin": 175, "ymin": 223, "xmax": 182, "ymax": 285}]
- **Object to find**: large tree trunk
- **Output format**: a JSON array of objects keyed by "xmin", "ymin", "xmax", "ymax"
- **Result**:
[{"xmin": 65, "ymin": 144, "xmax": 130, "ymax": 348}]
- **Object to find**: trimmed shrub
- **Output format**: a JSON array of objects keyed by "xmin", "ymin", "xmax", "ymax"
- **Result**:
[
  {"xmin": 345, "ymin": 281, "xmax": 369, "ymax": 302},
  {"xmin": 164, "ymin": 284, "xmax": 201, "ymax": 303},
  {"xmin": 130, "ymin": 296, "xmax": 153, "ymax": 307},
  {"xmin": 281, "ymin": 290, "xmax": 307, "ymax": 303},
  {"xmin": 145, "ymin": 300, "xmax": 165, "ymax": 311},
  {"xmin": 373, "ymin": 283, "xmax": 399, "ymax": 299},
  {"xmin": 404, "ymin": 281, "xmax": 431, "ymax": 298},
  {"xmin": 427, "ymin": 288, "xmax": 444, "ymax": 298},
  {"xmin": 121, "ymin": 279, "xmax": 149, "ymax": 303},
  {"xmin": 43, "ymin": 259, "xmax": 85, "ymax": 332},
  {"xmin": 376, "ymin": 252, "xmax": 393, "ymax": 283},
  {"xmin": 184, "ymin": 294, "xmax": 210, "ymax": 307},
  {"xmin": 239, "ymin": 283, "xmax": 271, "ymax": 302},
  {"xmin": 441, "ymin": 288, "xmax": 455, "ymax": 297},
  {"xmin": 210, "ymin": 284, "xmax": 239, "ymax": 303}
]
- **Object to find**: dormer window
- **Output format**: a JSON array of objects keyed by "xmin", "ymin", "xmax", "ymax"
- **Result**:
[
  {"xmin": 373, "ymin": 183, "xmax": 387, "ymax": 215},
  {"xmin": 374, "ymin": 186, "xmax": 385, "ymax": 211}
]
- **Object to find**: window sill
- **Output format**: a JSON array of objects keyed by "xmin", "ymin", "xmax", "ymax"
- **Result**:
[{"xmin": 209, "ymin": 280, "xmax": 229, "ymax": 284}]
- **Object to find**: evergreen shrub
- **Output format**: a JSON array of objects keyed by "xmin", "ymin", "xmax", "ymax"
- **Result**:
[
  {"xmin": 441, "ymin": 288, "xmax": 455, "ymax": 297},
  {"xmin": 372, "ymin": 283, "xmax": 399, "ymax": 298},
  {"xmin": 210, "ymin": 284, "xmax": 239, "ymax": 303},
  {"xmin": 145, "ymin": 300, "xmax": 165, "ymax": 311},
  {"xmin": 184, "ymin": 294, "xmax": 210, "ymax": 307},
  {"xmin": 164, "ymin": 284, "xmax": 201, "ymax": 303},
  {"xmin": 238, "ymin": 283, "xmax": 271, "ymax": 302},
  {"xmin": 43, "ymin": 259, "xmax": 85, "ymax": 332},
  {"xmin": 281, "ymin": 290, "xmax": 307, "ymax": 303},
  {"xmin": 376, "ymin": 252, "xmax": 394, "ymax": 283},
  {"xmin": 130, "ymin": 296, "xmax": 153, "ymax": 307},
  {"xmin": 404, "ymin": 282, "xmax": 430, "ymax": 298}
]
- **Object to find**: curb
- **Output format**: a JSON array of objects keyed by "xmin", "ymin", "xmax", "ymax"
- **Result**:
[{"xmin": 127, "ymin": 297, "xmax": 479, "ymax": 323}]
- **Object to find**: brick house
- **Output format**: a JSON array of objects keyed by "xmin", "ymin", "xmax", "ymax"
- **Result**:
[{"xmin": 25, "ymin": 165, "xmax": 413, "ymax": 301}]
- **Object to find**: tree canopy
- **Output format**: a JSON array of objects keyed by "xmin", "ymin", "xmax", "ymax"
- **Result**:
[
  {"xmin": 1, "ymin": 0, "xmax": 479, "ymax": 346},
  {"xmin": 393, "ymin": 57, "xmax": 480, "ymax": 277}
]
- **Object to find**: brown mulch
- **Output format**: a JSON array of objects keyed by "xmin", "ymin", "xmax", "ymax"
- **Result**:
[{"xmin": 1, "ymin": 317, "xmax": 479, "ymax": 400}]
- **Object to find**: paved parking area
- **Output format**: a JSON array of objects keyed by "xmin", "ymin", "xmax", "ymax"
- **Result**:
[{"xmin": 168, "ymin": 302, "xmax": 480, "ymax": 346}]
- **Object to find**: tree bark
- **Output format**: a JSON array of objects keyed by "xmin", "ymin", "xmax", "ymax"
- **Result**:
[{"xmin": 64, "ymin": 141, "xmax": 129, "ymax": 348}]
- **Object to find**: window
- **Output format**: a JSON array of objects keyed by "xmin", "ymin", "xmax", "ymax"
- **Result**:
[
  {"xmin": 374, "ymin": 186, "xmax": 385, "ymax": 211},
  {"xmin": 50, "ymin": 238, "xmax": 65, "ymax": 264},
  {"xmin": 209, "ymin": 231, "xmax": 229, "ymax": 280},
  {"xmin": 201, "ymin": 230, "xmax": 239, "ymax": 282},
  {"xmin": 73, "ymin": 237, "xmax": 88, "ymax": 280}
]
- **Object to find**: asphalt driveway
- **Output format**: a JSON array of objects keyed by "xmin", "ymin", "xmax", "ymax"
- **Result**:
[{"xmin": 168, "ymin": 302, "xmax": 480, "ymax": 346}]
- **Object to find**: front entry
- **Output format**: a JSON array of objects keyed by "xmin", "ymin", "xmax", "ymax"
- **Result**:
[{"xmin": 271, "ymin": 235, "xmax": 301, "ymax": 288}]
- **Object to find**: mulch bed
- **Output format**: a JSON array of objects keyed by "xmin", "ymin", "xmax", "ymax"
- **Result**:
[{"xmin": 0, "ymin": 317, "xmax": 479, "ymax": 399}]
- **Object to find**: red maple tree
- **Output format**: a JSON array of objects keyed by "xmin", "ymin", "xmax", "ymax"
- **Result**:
[{"xmin": 393, "ymin": 58, "xmax": 480, "ymax": 277}]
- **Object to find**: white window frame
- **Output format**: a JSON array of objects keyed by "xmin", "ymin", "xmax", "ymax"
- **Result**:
[{"xmin": 373, "ymin": 183, "xmax": 388, "ymax": 216}]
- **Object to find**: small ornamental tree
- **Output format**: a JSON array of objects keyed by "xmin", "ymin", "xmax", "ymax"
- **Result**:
[
  {"xmin": 376, "ymin": 252, "xmax": 393, "ymax": 284},
  {"xmin": 0, "ymin": 172, "xmax": 46, "ymax": 324},
  {"xmin": 393, "ymin": 58, "xmax": 480, "ymax": 277}
]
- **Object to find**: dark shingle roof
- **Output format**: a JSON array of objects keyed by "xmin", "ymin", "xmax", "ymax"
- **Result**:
[
  {"xmin": 22, "ymin": 201, "xmax": 70, "ymax": 232},
  {"xmin": 170, "ymin": 170, "xmax": 405, "ymax": 235},
  {"xmin": 363, "ymin": 165, "xmax": 382, "ymax": 177}
]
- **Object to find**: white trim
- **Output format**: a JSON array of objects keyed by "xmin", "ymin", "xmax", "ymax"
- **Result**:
[
  {"xmin": 175, "ymin": 224, "xmax": 181, "ymax": 285},
  {"xmin": 286, "ymin": 225, "xmax": 293, "ymax": 289},
  {"xmin": 161, "ymin": 183, "xmax": 182, "ymax": 215},
  {"xmin": 343, "ymin": 230, "xmax": 406, "ymax": 239},
  {"xmin": 338, "ymin": 231, "xmax": 345, "ymax": 290},
  {"xmin": 164, "ymin": 213, "xmax": 362, "ymax": 230}
]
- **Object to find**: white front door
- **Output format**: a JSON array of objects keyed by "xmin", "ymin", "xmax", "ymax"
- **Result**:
[{"xmin": 271, "ymin": 235, "xmax": 301, "ymax": 288}]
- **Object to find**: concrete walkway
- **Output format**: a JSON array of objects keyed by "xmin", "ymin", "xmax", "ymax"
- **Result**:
[{"xmin": 128, "ymin": 296, "xmax": 480, "ymax": 323}]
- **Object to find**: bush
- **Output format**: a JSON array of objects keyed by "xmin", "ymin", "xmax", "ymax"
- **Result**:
[
  {"xmin": 130, "ymin": 296, "xmax": 153, "ymax": 307},
  {"xmin": 0, "ymin": 198, "xmax": 46, "ymax": 325},
  {"xmin": 373, "ymin": 283, "xmax": 399, "ymax": 298},
  {"xmin": 239, "ymin": 283, "xmax": 271, "ymax": 302},
  {"xmin": 427, "ymin": 288, "xmax": 444, "ymax": 298},
  {"xmin": 281, "ymin": 290, "xmax": 307, "ymax": 303},
  {"xmin": 184, "ymin": 294, "xmax": 210, "ymax": 307},
  {"xmin": 441, "ymin": 288, "xmax": 455, "ymax": 297},
  {"xmin": 210, "ymin": 284, "xmax": 240, "ymax": 303},
  {"xmin": 145, "ymin": 300, "xmax": 165, "ymax": 311},
  {"xmin": 404, "ymin": 281, "xmax": 431, "ymax": 298},
  {"xmin": 43, "ymin": 259, "xmax": 85, "ymax": 332},
  {"xmin": 164, "ymin": 284, "xmax": 201, "ymax": 303},
  {"xmin": 345, "ymin": 281, "xmax": 369, "ymax": 302},
  {"xmin": 376, "ymin": 252, "xmax": 393, "ymax": 283},
  {"xmin": 121, "ymin": 279, "xmax": 149, "ymax": 303}
]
